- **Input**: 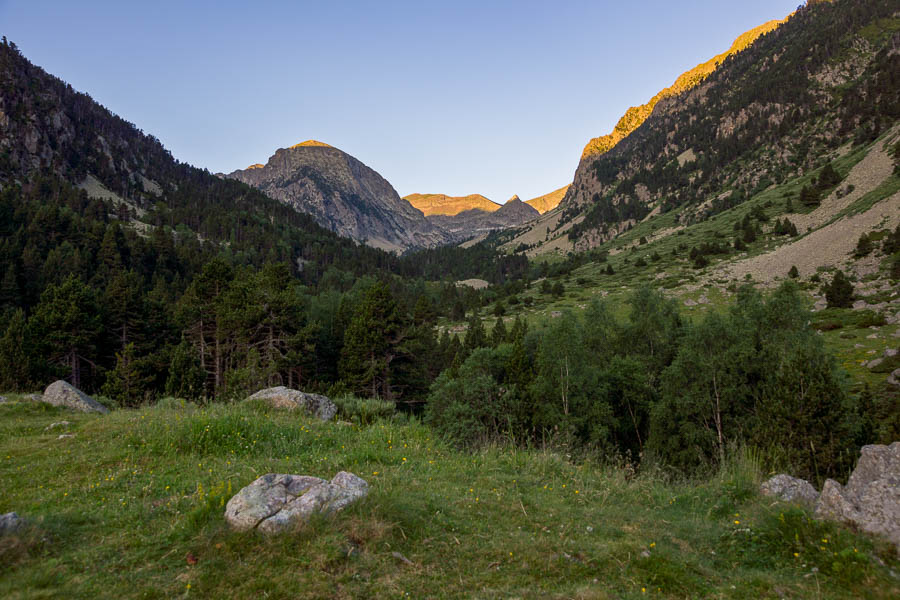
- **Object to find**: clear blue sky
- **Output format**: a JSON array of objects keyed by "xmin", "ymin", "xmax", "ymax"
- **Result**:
[{"xmin": 1, "ymin": 0, "xmax": 800, "ymax": 202}]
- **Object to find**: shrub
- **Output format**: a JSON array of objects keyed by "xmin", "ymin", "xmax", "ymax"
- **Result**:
[{"xmin": 824, "ymin": 270, "xmax": 854, "ymax": 309}]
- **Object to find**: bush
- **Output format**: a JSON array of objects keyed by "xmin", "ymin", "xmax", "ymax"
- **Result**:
[{"xmin": 425, "ymin": 346, "xmax": 529, "ymax": 447}]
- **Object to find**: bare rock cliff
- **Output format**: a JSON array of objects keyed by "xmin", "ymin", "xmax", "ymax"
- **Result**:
[{"xmin": 227, "ymin": 142, "xmax": 450, "ymax": 252}]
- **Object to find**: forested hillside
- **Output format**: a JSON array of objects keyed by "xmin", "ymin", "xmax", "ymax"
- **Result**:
[
  {"xmin": 0, "ymin": 39, "xmax": 526, "ymax": 406},
  {"xmin": 0, "ymin": 0, "xmax": 897, "ymax": 484},
  {"xmin": 555, "ymin": 0, "xmax": 900, "ymax": 249}
]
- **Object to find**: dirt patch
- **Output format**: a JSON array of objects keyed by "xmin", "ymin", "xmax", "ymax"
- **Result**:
[
  {"xmin": 711, "ymin": 190, "xmax": 900, "ymax": 283},
  {"xmin": 788, "ymin": 130, "xmax": 897, "ymax": 233},
  {"xmin": 456, "ymin": 279, "xmax": 490, "ymax": 290}
]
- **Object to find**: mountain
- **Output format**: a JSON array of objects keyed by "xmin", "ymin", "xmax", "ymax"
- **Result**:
[
  {"xmin": 579, "ymin": 18, "xmax": 788, "ymax": 162},
  {"xmin": 518, "ymin": 0, "xmax": 900, "ymax": 254},
  {"xmin": 0, "ymin": 39, "xmax": 444, "ymax": 299},
  {"xmin": 226, "ymin": 143, "xmax": 450, "ymax": 252},
  {"xmin": 416, "ymin": 195, "xmax": 539, "ymax": 244},
  {"xmin": 524, "ymin": 185, "xmax": 570, "ymax": 214},
  {"xmin": 404, "ymin": 193, "xmax": 501, "ymax": 216}
]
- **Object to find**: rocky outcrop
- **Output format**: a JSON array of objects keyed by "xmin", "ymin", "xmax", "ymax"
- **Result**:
[
  {"xmin": 426, "ymin": 195, "xmax": 540, "ymax": 243},
  {"xmin": 246, "ymin": 386, "xmax": 336, "ymax": 421},
  {"xmin": 226, "ymin": 142, "xmax": 451, "ymax": 252},
  {"xmin": 759, "ymin": 443, "xmax": 900, "ymax": 551},
  {"xmin": 224, "ymin": 471, "xmax": 369, "ymax": 534},
  {"xmin": 42, "ymin": 380, "xmax": 109, "ymax": 414},
  {"xmin": 814, "ymin": 442, "xmax": 900, "ymax": 551},
  {"xmin": 760, "ymin": 474, "xmax": 819, "ymax": 508}
]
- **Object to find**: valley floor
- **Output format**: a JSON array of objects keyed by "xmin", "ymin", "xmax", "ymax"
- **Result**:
[{"xmin": 1, "ymin": 400, "xmax": 898, "ymax": 599}]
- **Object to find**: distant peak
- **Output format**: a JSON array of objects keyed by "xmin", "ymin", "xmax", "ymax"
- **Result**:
[
  {"xmin": 290, "ymin": 140, "xmax": 333, "ymax": 149},
  {"xmin": 246, "ymin": 163, "xmax": 265, "ymax": 170},
  {"xmin": 507, "ymin": 195, "xmax": 521, "ymax": 203}
]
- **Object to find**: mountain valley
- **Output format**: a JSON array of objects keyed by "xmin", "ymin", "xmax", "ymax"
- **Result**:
[{"xmin": 1, "ymin": 1, "xmax": 900, "ymax": 597}]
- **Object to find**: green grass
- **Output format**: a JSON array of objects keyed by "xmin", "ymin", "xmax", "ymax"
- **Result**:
[{"xmin": 1, "ymin": 400, "xmax": 898, "ymax": 599}]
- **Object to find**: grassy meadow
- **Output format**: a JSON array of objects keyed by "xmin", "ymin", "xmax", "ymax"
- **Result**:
[{"xmin": 1, "ymin": 398, "xmax": 898, "ymax": 599}]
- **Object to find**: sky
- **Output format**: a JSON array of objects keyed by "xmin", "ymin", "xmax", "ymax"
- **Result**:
[{"xmin": 1, "ymin": 0, "xmax": 801, "ymax": 202}]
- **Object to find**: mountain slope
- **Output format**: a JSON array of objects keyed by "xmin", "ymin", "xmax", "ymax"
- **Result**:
[
  {"xmin": 0, "ymin": 40, "xmax": 430, "ymax": 291},
  {"xmin": 404, "ymin": 193, "xmax": 501, "ymax": 216},
  {"xmin": 579, "ymin": 18, "xmax": 788, "ymax": 161},
  {"xmin": 227, "ymin": 143, "xmax": 450, "ymax": 252},
  {"xmin": 524, "ymin": 185, "xmax": 570, "ymax": 214},
  {"xmin": 550, "ymin": 0, "xmax": 900, "ymax": 252},
  {"xmin": 423, "ymin": 195, "xmax": 539, "ymax": 244}
]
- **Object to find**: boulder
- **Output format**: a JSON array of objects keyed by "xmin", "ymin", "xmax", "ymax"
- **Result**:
[
  {"xmin": 42, "ymin": 381, "xmax": 108, "ymax": 414},
  {"xmin": 760, "ymin": 474, "xmax": 819, "ymax": 507},
  {"xmin": 0, "ymin": 512, "xmax": 24, "ymax": 534},
  {"xmin": 814, "ymin": 442, "xmax": 900, "ymax": 551},
  {"xmin": 225, "ymin": 471, "xmax": 368, "ymax": 534},
  {"xmin": 246, "ymin": 386, "xmax": 336, "ymax": 421}
]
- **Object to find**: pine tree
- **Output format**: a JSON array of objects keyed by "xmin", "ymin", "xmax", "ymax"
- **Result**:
[
  {"xmin": 339, "ymin": 282, "xmax": 405, "ymax": 399},
  {"xmin": 0, "ymin": 309, "xmax": 36, "ymax": 390},
  {"xmin": 491, "ymin": 317, "xmax": 508, "ymax": 347},
  {"xmin": 102, "ymin": 343, "xmax": 154, "ymax": 407},
  {"xmin": 165, "ymin": 338, "xmax": 206, "ymax": 401},
  {"xmin": 28, "ymin": 276, "xmax": 102, "ymax": 389},
  {"xmin": 464, "ymin": 315, "xmax": 487, "ymax": 351},
  {"xmin": 824, "ymin": 270, "xmax": 854, "ymax": 308},
  {"xmin": 854, "ymin": 233, "xmax": 873, "ymax": 258}
]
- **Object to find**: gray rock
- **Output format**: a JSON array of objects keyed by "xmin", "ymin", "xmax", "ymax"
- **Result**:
[
  {"xmin": 246, "ymin": 386, "xmax": 336, "ymax": 421},
  {"xmin": 225, "ymin": 471, "xmax": 369, "ymax": 534},
  {"xmin": 814, "ymin": 442, "xmax": 900, "ymax": 551},
  {"xmin": 42, "ymin": 381, "xmax": 108, "ymax": 414},
  {"xmin": 0, "ymin": 512, "xmax": 24, "ymax": 534},
  {"xmin": 0, "ymin": 396, "xmax": 6, "ymax": 403},
  {"xmin": 889, "ymin": 369, "xmax": 900, "ymax": 387},
  {"xmin": 44, "ymin": 421, "xmax": 71, "ymax": 431},
  {"xmin": 760, "ymin": 474, "xmax": 819, "ymax": 507}
]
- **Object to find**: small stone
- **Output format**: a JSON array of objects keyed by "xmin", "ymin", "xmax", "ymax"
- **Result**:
[
  {"xmin": 888, "ymin": 369, "xmax": 900, "ymax": 386},
  {"xmin": 0, "ymin": 512, "xmax": 24, "ymax": 535},
  {"xmin": 45, "ymin": 421, "xmax": 72, "ymax": 431},
  {"xmin": 57, "ymin": 433, "xmax": 75, "ymax": 439},
  {"xmin": 760, "ymin": 474, "xmax": 819, "ymax": 507}
]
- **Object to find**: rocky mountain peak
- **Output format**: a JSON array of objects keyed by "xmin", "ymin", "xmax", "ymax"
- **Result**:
[
  {"xmin": 227, "ymin": 143, "xmax": 450, "ymax": 252},
  {"xmin": 290, "ymin": 140, "xmax": 333, "ymax": 149}
]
